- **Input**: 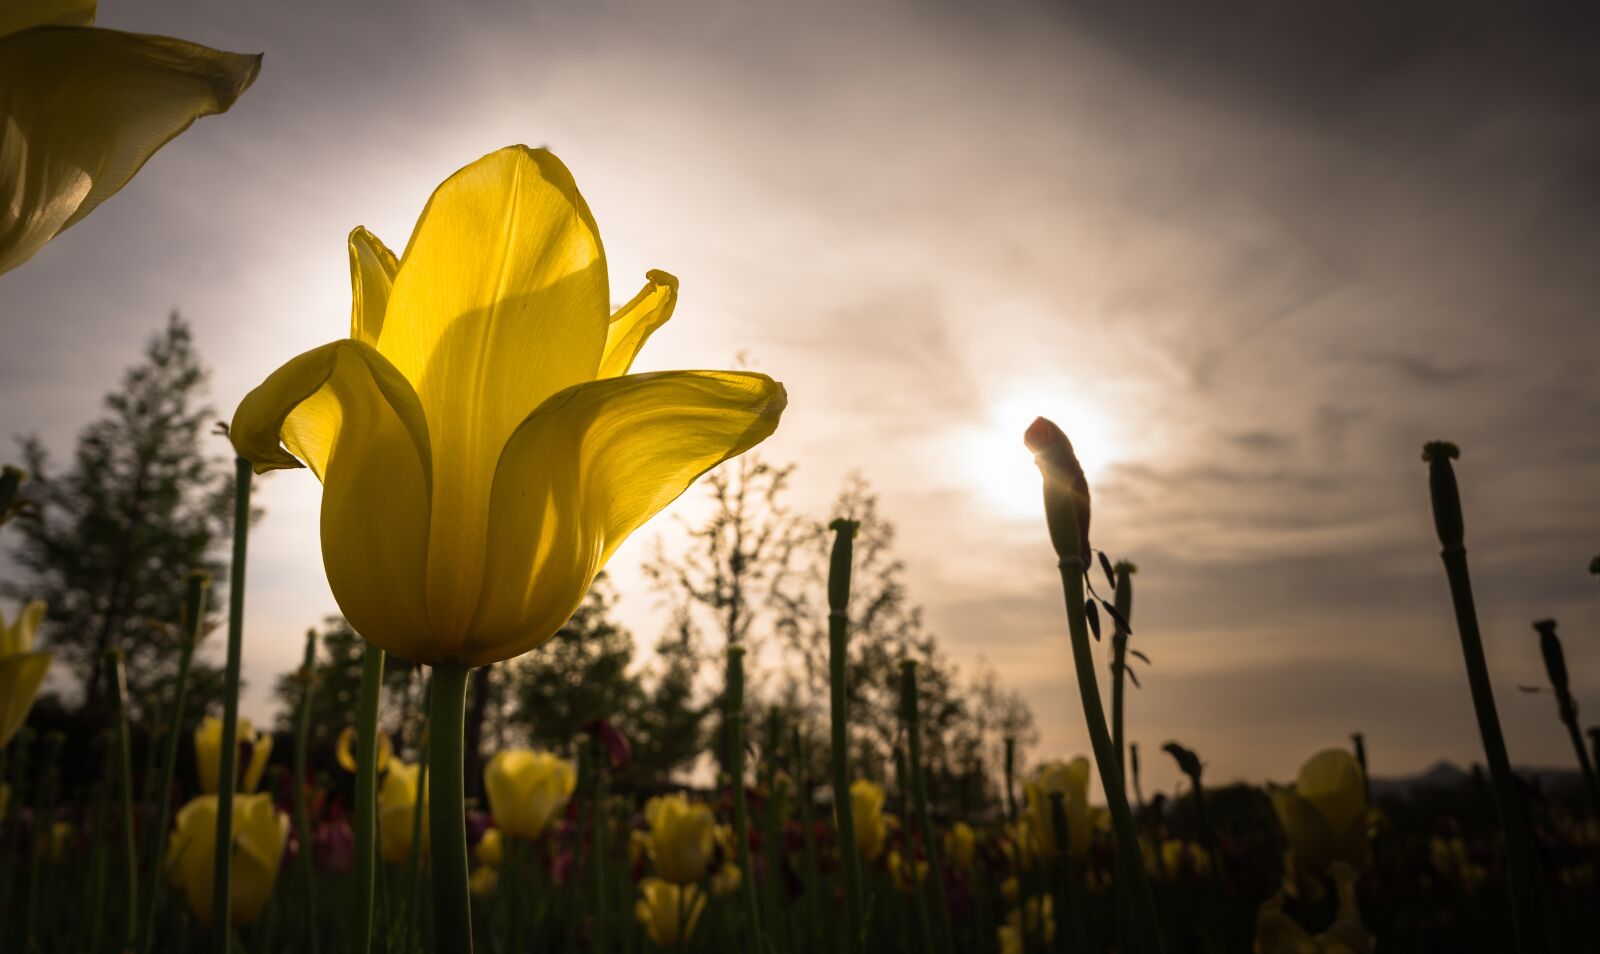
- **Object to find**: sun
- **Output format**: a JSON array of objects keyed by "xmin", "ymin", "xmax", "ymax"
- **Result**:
[{"xmin": 962, "ymin": 389, "xmax": 1120, "ymax": 519}]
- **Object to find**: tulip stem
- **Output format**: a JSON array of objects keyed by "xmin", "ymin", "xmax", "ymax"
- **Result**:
[
  {"xmin": 1424, "ymin": 443, "xmax": 1552, "ymax": 954},
  {"xmin": 592, "ymin": 737, "xmax": 610, "ymax": 954},
  {"xmin": 353, "ymin": 643, "xmax": 386, "ymax": 953},
  {"xmin": 212, "ymin": 458, "xmax": 253, "ymax": 953},
  {"xmin": 1003, "ymin": 736, "xmax": 1018, "ymax": 823},
  {"xmin": 794, "ymin": 727, "xmax": 823, "ymax": 953},
  {"xmin": 826, "ymin": 519, "xmax": 866, "ymax": 954},
  {"xmin": 900, "ymin": 661, "xmax": 954, "ymax": 954},
  {"xmin": 105, "ymin": 648, "xmax": 139, "ymax": 950},
  {"xmin": 293, "ymin": 630, "xmax": 320, "ymax": 954},
  {"xmin": 726, "ymin": 645, "xmax": 765, "ymax": 949},
  {"xmin": 428, "ymin": 662, "xmax": 474, "ymax": 954},
  {"xmin": 407, "ymin": 676, "xmax": 432, "ymax": 940},
  {"xmin": 1053, "ymin": 555, "xmax": 1163, "ymax": 952},
  {"xmin": 142, "ymin": 572, "xmax": 209, "ymax": 954}
]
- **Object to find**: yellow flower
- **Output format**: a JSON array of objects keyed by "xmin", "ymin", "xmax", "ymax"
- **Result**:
[
  {"xmin": 475, "ymin": 827, "xmax": 504, "ymax": 867},
  {"xmin": 945, "ymin": 820, "xmax": 977, "ymax": 871},
  {"xmin": 194, "ymin": 715, "xmax": 272, "ymax": 794},
  {"xmin": 0, "ymin": 0, "xmax": 260, "ymax": 276},
  {"xmin": 711, "ymin": 862, "xmax": 742, "ymax": 898},
  {"xmin": 635, "ymin": 878, "xmax": 705, "ymax": 948},
  {"xmin": 1024, "ymin": 758, "xmax": 1092, "ymax": 859},
  {"xmin": 850, "ymin": 779, "xmax": 888, "ymax": 863},
  {"xmin": 1268, "ymin": 749, "xmax": 1369, "ymax": 878},
  {"xmin": 229, "ymin": 146, "xmax": 786, "ymax": 668},
  {"xmin": 469, "ymin": 865, "xmax": 497, "ymax": 898},
  {"xmin": 998, "ymin": 895, "xmax": 1056, "ymax": 954},
  {"xmin": 0, "ymin": 600, "xmax": 51, "ymax": 748},
  {"xmin": 335, "ymin": 725, "xmax": 391, "ymax": 774},
  {"xmin": 642, "ymin": 793, "xmax": 715, "ymax": 885},
  {"xmin": 1004, "ymin": 819, "xmax": 1036, "ymax": 872},
  {"xmin": 1159, "ymin": 839, "xmax": 1211, "ymax": 878},
  {"xmin": 1254, "ymin": 861, "xmax": 1374, "ymax": 954},
  {"xmin": 1429, "ymin": 836, "xmax": 1485, "ymax": 893},
  {"xmin": 379, "ymin": 761, "xmax": 428, "ymax": 864},
  {"xmin": 484, "ymin": 748, "xmax": 576, "ymax": 840},
  {"xmin": 888, "ymin": 849, "xmax": 928, "ymax": 894},
  {"xmin": 164, "ymin": 792, "xmax": 287, "ymax": 928}
]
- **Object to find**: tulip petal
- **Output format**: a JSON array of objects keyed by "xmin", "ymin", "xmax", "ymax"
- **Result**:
[
  {"xmin": 0, "ymin": 26, "xmax": 260, "ymax": 275},
  {"xmin": 0, "ymin": 0, "xmax": 93, "ymax": 38},
  {"xmin": 377, "ymin": 146, "xmax": 611, "ymax": 642},
  {"xmin": 230, "ymin": 340, "xmax": 436, "ymax": 661},
  {"xmin": 1296, "ymin": 749, "xmax": 1366, "ymax": 839},
  {"xmin": 1, "ymin": 599, "xmax": 45, "ymax": 655},
  {"xmin": 460, "ymin": 370, "xmax": 785, "ymax": 666},
  {"xmin": 598, "ymin": 270, "xmax": 678, "ymax": 378},
  {"xmin": 0, "ymin": 651, "xmax": 51, "ymax": 748},
  {"xmin": 349, "ymin": 227, "xmax": 398, "ymax": 345}
]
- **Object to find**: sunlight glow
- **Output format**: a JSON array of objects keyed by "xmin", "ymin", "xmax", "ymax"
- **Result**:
[{"xmin": 965, "ymin": 389, "xmax": 1121, "ymax": 519}]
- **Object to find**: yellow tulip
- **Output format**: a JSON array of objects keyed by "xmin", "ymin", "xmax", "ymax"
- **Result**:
[
  {"xmin": 229, "ymin": 146, "xmax": 786, "ymax": 668},
  {"xmin": 469, "ymin": 864, "xmax": 498, "ymax": 899},
  {"xmin": 335, "ymin": 725, "xmax": 391, "ymax": 774},
  {"xmin": 484, "ymin": 748, "xmax": 576, "ymax": 840},
  {"xmin": 643, "ymin": 793, "xmax": 715, "ymax": 885},
  {"xmin": 710, "ymin": 862, "xmax": 741, "ymax": 898},
  {"xmin": 0, "ymin": 600, "xmax": 51, "ymax": 748},
  {"xmin": 1254, "ymin": 861, "xmax": 1374, "ymax": 954},
  {"xmin": 475, "ymin": 827, "xmax": 504, "ymax": 867},
  {"xmin": 378, "ymin": 761, "xmax": 428, "ymax": 864},
  {"xmin": 888, "ymin": 849, "xmax": 928, "ymax": 894},
  {"xmin": 944, "ymin": 820, "xmax": 977, "ymax": 871},
  {"xmin": 635, "ymin": 878, "xmax": 705, "ymax": 949},
  {"xmin": 0, "ymin": 0, "xmax": 260, "ymax": 276},
  {"xmin": 164, "ymin": 792, "xmax": 287, "ymax": 928},
  {"xmin": 1024, "ymin": 758, "xmax": 1092, "ymax": 859},
  {"xmin": 850, "ymin": 779, "xmax": 888, "ymax": 863},
  {"xmin": 998, "ymin": 895, "xmax": 1056, "ymax": 954},
  {"xmin": 1004, "ymin": 819, "xmax": 1036, "ymax": 872},
  {"xmin": 194, "ymin": 714, "xmax": 272, "ymax": 794},
  {"xmin": 1269, "ymin": 749, "xmax": 1369, "ymax": 877}
]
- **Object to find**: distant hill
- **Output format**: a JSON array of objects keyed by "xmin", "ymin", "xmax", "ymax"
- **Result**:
[{"xmin": 1370, "ymin": 760, "xmax": 1585, "ymax": 799}]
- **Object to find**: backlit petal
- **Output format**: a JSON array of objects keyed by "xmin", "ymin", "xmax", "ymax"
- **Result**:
[
  {"xmin": 377, "ymin": 146, "xmax": 610, "ymax": 642},
  {"xmin": 0, "ymin": 0, "xmax": 94, "ymax": 37},
  {"xmin": 1, "ymin": 599, "xmax": 44, "ymax": 655},
  {"xmin": 462, "ymin": 370, "xmax": 786, "ymax": 666},
  {"xmin": 0, "ymin": 26, "xmax": 259, "ymax": 275},
  {"xmin": 230, "ymin": 340, "xmax": 436, "ymax": 661},
  {"xmin": 349, "ymin": 227, "xmax": 398, "ymax": 345},
  {"xmin": 597, "ymin": 270, "xmax": 678, "ymax": 378},
  {"xmin": 0, "ymin": 651, "xmax": 50, "ymax": 748}
]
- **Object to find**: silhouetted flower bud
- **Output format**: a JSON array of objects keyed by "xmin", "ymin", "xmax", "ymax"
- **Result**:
[
  {"xmin": 1422, "ymin": 441, "xmax": 1464, "ymax": 550},
  {"xmin": 1025, "ymin": 417, "xmax": 1091, "ymax": 563},
  {"xmin": 1163, "ymin": 741, "xmax": 1202, "ymax": 782}
]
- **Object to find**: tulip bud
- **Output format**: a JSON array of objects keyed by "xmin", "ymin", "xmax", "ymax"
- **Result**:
[
  {"xmin": 827, "ymin": 518, "xmax": 859, "ymax": 613},
  {"xmin": 1422, "ymin": 441, "xmax": 1464, "ymax": 551},
  {"xmin": 1162, "ymin": 742, "xmax": 1202, "ymax": 782},
  {"xmin": 1534, "ymin": 619, "xmax": 1578, "ymax": 726},
  {"xmin": 1024, "ymin": 417, "xmax": 1091, "ymax": 564}
]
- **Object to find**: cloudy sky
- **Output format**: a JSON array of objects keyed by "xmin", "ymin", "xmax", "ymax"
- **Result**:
[{"xmin": 4, "ymin": 0, "xmax": 1598, "ymax": 797}]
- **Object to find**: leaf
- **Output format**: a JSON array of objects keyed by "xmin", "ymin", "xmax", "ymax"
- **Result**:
[
  {"xmin": 1130, "ymin": 649, "xmax": 1152, "ymax": 665},
  {"xmin": 1085, "ymin": 600, "xmax": 1101, "ymax": 640},
  {"xmin": 1127, "ymin": 669, "xmax": 1141, "ymax": 689},
  {"xmin": 1102, "ymin": 601, "xmax": 1132, "ymax": 635},
  {"xmin": 1098, "ymin": 551, "xmax": 1117, "ymax": 592}
]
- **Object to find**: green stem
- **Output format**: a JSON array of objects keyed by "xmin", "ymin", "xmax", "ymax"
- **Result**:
[
  {"xmin": 1054, "ymin": 557, "xmax": 1163, "ymax": 953},
  {"xmin": 1003, "ymin": 736, "xmax": 1018, "ymax": 824},
  {"xmin": 727, "ymin": 646, "xmax": 764, "ymax": 948},
  {"xmin": 428, "ymin": 663, "xmax": 474, "ymax": 954},
  {"xmin": 293, "ymin": 630, "xmax": 320, "ymax": 954},
  {"xmin": 407, "ymin": 677, "xmax": 432, "ymax": 940},
  {"xmin": 212, "ymin": 458, "xmax": 253, "ymax": 952},
  {"xmin": 143, "ymin": 572, "xmax": 210, "ymax": 954},
  {"xmin": 106, "ymin": 648, "xmax": 139, "ymax": 950},
  {"xmin": 1562, "ymin": 715, "xmax": 1600, "ymax": 823},
  {"xmin": 826, "ymin": 519, "xmax": 865, "ymax": 954},
  {"xmin": 900, "ymin": 661, "xmax": 953, "ymax": 954},
  {"xmin": 593, "ymin": 738, "xmax": 610, "ymax": 954},
  {"xmin": 354, "ymin": 644, "xmax": 386, "ymax": 952},
  {"xmin": 1425, "ymin": 443, "xmax": 1551, "ymax": 954},
  {"xmin": 794, "ymin": 727, "xmax": 822, "ymax": 954}
]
